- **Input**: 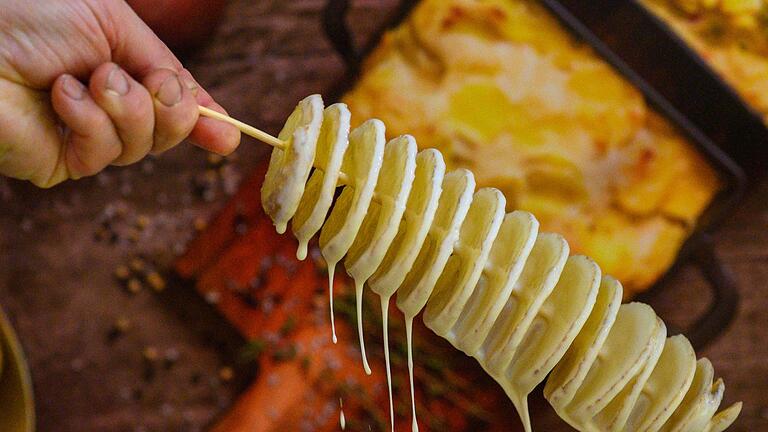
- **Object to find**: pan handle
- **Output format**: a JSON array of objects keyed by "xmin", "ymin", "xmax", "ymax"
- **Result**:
[
  {"xmin": 322, "ymin": 0, "xmax": 360, "ymax": 70},
  {"xmin": 322, "ymin": 0, "xmax": 415, "ymax": 72},
  {"xmin": 640, "ymin": 233, "xmax": 740, "ymax": 350},
  {"xmin": 686, "ymin": 233, "xmax": 740, "ymax": 349}
]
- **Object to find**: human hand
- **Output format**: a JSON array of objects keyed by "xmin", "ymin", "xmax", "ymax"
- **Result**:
[{"xmin": 0, "ymin": 0, "xmax": 240, "ymax": 187}]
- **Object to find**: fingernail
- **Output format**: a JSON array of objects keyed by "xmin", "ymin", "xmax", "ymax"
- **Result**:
[
  {"xmin": 156, "ymin": 75, "xmax": 183, "ymax": 106},
  {"xmin": 180, "ymin": 75, "xmax": 198, "ymax": 96},
  {"xmin": 62, "ymin": 75, "xmax": 85, "ymax": 100},
  {"xmin": 106, "ymin": 66, "xmax": 130, "ymax": 96}
]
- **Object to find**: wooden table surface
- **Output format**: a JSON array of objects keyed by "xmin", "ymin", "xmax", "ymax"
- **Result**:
[{"xmin": 0, "ymin": 0, "xmax": 766, "ymax": 430}]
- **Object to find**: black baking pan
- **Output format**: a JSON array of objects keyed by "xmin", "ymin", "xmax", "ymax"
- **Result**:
[
  {"xmin": 321, "ymin": 0, "xmax": 747, "ymax": 350},
  {"xmin": 550, "ymin": 0, "xmax": 768, "ymax": 179}
]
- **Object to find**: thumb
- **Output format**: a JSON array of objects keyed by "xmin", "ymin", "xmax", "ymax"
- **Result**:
[{"xmin": 107, "ymin": 2, "xmax": 240, "ymax": 154}]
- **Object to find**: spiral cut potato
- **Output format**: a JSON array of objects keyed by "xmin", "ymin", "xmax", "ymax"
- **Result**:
[{"xmin": 258, "ymin": 95, "xmax": 741, "ymax": 432}]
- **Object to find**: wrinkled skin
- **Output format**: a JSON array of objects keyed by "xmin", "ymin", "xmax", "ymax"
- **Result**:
[{"xmin": 0, "ymin": 0, "xmax": 240, "ymax": 187}]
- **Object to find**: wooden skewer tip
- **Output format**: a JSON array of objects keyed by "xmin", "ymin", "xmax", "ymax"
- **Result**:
[{"xmin": 198, "ymin": 105, "xmax": 285, "ymax": 149}]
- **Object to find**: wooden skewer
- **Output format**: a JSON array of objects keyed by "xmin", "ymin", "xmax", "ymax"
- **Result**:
[
  {"xmin": 198, "ymin": 105, "xmax": 358, "ymax": 189},
  {"xmin": 198, "ymin": 106, "xmax": 285, "ymax": 149}
]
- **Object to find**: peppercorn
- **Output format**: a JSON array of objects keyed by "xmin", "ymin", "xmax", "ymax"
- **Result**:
[
  {"xmin": 142, "ymin": 346, "xmax": 159, "ymax": 362},
  {"xmin": 114, "ymin": 265, "xmax": 131, "ymax": 281},
  {"xmin": 129, "ymin": 257, "xmax": 146, "ymax": 273},
  {"xmin": 127, "ymin": 278, "xmax": 142, "ymax": 294},
  {"xmin": 218, "ymin": 366, "xmax": 234, "ymax": 382},
  {"xmin": 135, "ymin": 215, "xmax": 150, "ymax": 230},
  {"xmin": 106, "ymin": 317, "xmax": 131, "ymax": 343},
  {"xmin": 146, "ymin": 271, "xmax": 166, "ymax": 292}
]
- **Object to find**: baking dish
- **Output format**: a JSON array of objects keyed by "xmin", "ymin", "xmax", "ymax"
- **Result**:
[{"xmin": 549, "ymin": 0, "xmax": 768, "ymax": 178}]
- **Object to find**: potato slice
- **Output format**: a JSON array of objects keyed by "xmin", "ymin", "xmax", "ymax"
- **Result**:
[
  {"xmin": 451, "ymin": 211, "xmax": 539, "ymax": 356},
  {"xmin": 363, "ymin": 147, "xmax": 444, "ymax": 431},
  {"xmin": 393, "ymin": 167, "xmax": 473, "ymax": 432},
  {"xmin": 706, "ymin": 402, "xmax": 743, "ymax": 432},
  {"xmin": 344, "ymin": 134, "xmax": 417, "ymax": 374},
  {"xmin": 261, "ymin": 94, "xmax": 323, "ymax": 234},
  {"xmin": 396, "ymin": 168, "xmax": 475, "ymax": 319},
  {"xmin": 345, "ymin": 135, "xmax": 418, "ymax": 283},
  {"xmin": 660, "ymin": 358, "xmax": 731, "ymax": 432},
  {"xmin": 623, "ymin": 335, "xmax": 696, "ymax": 431},
  {"xmin": 498, "ymin": 255, "xmax": 601, "ymax": 432},
  {"xmin": 480, "ymin": 232, "xmax": 569, "ymax": 374},
  {"xmin": 590, "ymin": 318, "xmax": 666, "ymax": 431},
  {"xmin": 319, "ymin": 119, "xmax": 386, "ymax": 264},
  {"xmin": 559, "ymin": 303, "xmax": 662, "ymax": 427},
  {"xmin": 291, "ymin": 103, "xmax": 351, "ymax": 260},
  {"xmin": 368, "ymin": 149, "xmax": 446, "ymax": 298},
  {"xmin": 545, "ymin": 276, "xmax": 623, "ymax": 408},
  {"xmin": 423, "ymin": 187, "xmax": 506, "ymax": 337},
  {"xmin": 318, "ymin": 119, "xmax": 385, "ymax": 344}
]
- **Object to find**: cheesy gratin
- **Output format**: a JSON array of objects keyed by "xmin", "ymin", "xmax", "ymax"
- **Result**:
[
  {"xmin": 342, "ymin": 0, "xmax": 720, "ymax": 296},
  {"xmin": 642, "ymin": 0, "xmax": 768, "ymax": 123}
]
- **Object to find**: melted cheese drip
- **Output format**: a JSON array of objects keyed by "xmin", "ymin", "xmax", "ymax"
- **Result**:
[
  {"xmin": 328, "ymin": 264, "xmax": 338, "ymax": 344},
  {"xmin": 297, "ymin": 240, "xmax": 309, "ymax": 261},
  {"xmin": 355, "ymin": 279, "xmax": 372, "ymax": 374},
  {"xmin": 405, "ymin": 315, "xmax": 419, "ymax": 432},
  {"xmin": 381, "ymin": 295, "xmax": 395, "ymax": 432}
]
